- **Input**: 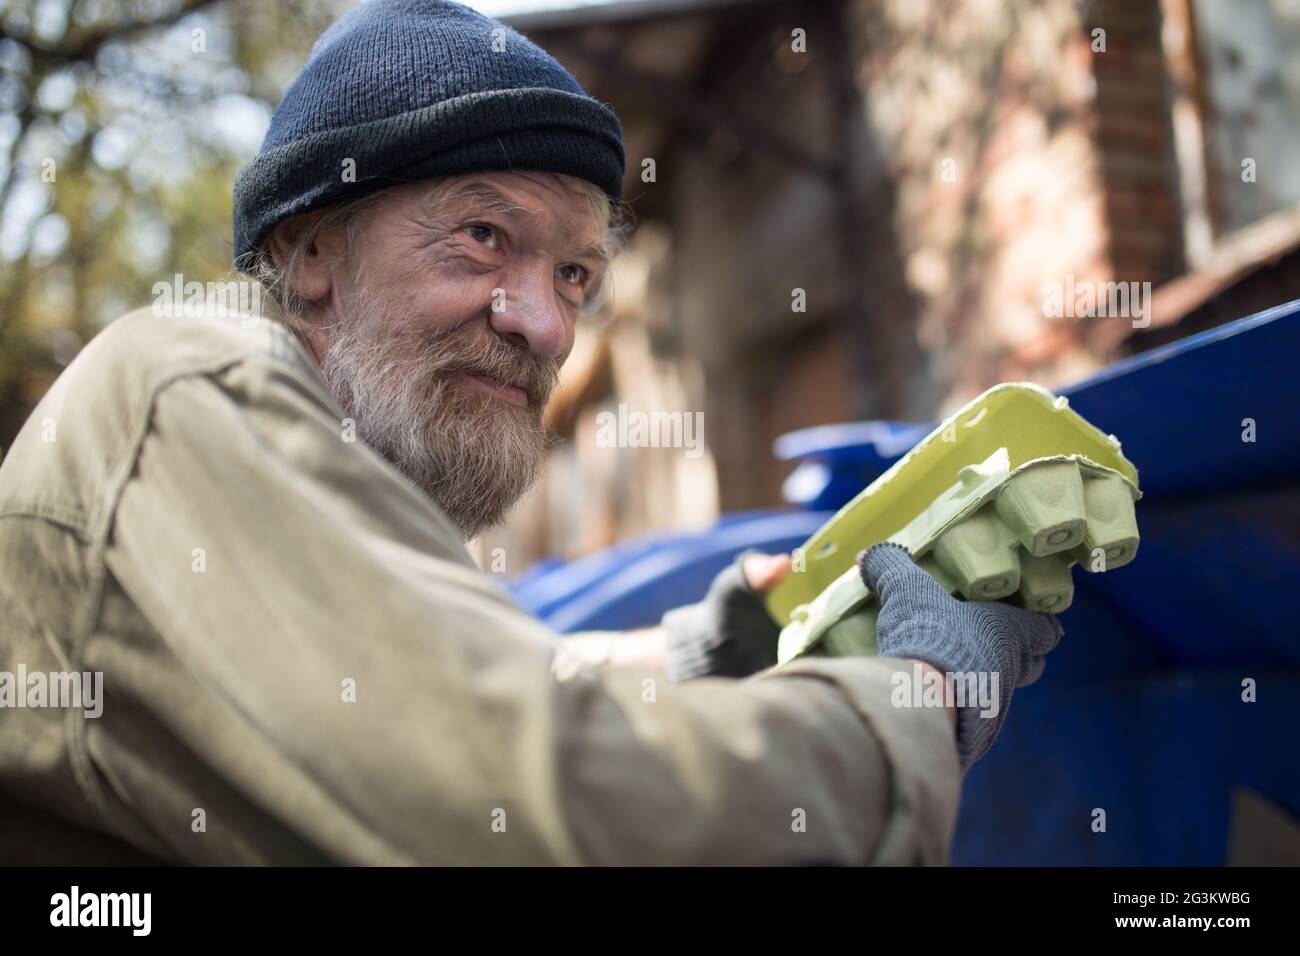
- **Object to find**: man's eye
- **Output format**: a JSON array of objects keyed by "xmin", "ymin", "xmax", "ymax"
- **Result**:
[
  {"xmin": 557, "ymin": 263, "xmax": 587, "ymax": 285},
  {"xmin": 465, "ymin": 224, "xmax": 498, "ymax": 249}
]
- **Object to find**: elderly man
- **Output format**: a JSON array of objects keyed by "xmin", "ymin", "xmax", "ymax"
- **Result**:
[{"xmin": 0, "ymin": 0, "xmax": 1060, "ymax": 865}]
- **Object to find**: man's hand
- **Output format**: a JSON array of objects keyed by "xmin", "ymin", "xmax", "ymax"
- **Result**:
[
  {"xmin": 858, "ymin": 542, "xmax": 1063, "ymax": 771},
  {"xmin": 659, "ymin": 550, "xmax": 792, "ymax": 681}
]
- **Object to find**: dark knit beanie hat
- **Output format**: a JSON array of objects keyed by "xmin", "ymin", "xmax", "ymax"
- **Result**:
[{"xmin": 231, "ymin": 0, "xmax": 625, "ymax": 269}]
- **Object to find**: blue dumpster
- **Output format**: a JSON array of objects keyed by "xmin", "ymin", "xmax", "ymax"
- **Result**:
[{"xmin": 507, "ymin": 300, "xmax": 1300, "ymax": 865}]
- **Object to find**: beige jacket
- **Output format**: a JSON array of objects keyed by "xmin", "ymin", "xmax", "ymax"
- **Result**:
[{"xmin": 0, "ymin": 300, "xmax": 961, "ymax": 865}]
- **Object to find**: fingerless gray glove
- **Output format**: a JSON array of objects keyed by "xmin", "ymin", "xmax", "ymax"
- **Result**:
[
  {"xmin": 661, "ymin": 551, "xmax": 780, "ymax": 681},
  {"xmin": 857, "ymin": 541, "xmax": 1064, "ymax": 770}
]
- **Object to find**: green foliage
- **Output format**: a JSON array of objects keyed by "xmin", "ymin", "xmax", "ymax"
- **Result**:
[{"xmin": 0, "ymin": 0, "xmax": 351, "ymax": 450}]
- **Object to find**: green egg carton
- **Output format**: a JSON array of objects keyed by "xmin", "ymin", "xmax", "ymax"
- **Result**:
[{"xmin": 767, "ymin": 383, "xmax": 1142, "ymax": 664}]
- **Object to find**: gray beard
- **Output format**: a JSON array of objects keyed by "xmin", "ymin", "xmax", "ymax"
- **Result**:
[{"xmin": 316, "ymin": 293, "xmax": 557, "ymax": 539}]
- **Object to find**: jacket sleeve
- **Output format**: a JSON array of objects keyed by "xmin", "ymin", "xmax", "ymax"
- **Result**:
[{"xmin": 98, "ymin": 359, "xmax": 961, "ymax": 865}]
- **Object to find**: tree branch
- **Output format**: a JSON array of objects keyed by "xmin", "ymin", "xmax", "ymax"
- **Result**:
[{"xmin": 1, "ymin": 0, "xmax": 224, "ymax": 66}]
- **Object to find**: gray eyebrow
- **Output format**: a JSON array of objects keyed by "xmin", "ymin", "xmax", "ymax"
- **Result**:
[
  {"xmin": 573, "ymin": 239, "xmax": 612, "ymax": 269},
  {"xmin": 428, "ymin": 182, "xmax": 531, "ymax": 219},
  {"xmin": 428, "ymin": 180, "xmax": 612, "ymax": 267}
]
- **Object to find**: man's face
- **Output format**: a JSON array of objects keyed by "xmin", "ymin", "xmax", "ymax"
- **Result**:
[{"xmin": 298, "ymin": 170, "xmax": 611, "ymax": 538}]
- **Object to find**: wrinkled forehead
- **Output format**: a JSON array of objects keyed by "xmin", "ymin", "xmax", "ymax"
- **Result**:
[
  {"xmin": 424, "ymin": 171, "xmax": 608, "ymax": 227},
  {"xmin": 377, "ymin": 170, "xmax": 613, "ymax": 260}
]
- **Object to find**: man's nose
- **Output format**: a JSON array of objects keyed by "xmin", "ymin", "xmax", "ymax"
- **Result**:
[{"xmin": 487, "ymin": 266, "xmax": 572, "ymax": 361}]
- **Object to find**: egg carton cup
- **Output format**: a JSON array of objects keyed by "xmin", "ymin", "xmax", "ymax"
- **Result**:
[{"xmin": 766, "ymin": 384, "xmax": 1142, "ymax": 664}]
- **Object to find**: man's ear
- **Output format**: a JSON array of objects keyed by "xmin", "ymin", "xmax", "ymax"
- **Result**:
[{"xmin": 266, "ymin": 212, "xmax": 342, "ymax": 303}]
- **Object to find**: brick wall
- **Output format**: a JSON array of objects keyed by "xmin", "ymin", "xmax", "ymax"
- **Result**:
[{"xmin": 843, "ymin": 0, "xmax": 1184, "ymax": 413}]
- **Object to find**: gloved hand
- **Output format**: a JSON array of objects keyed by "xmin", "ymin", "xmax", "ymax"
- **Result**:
[
  {"xmin": 660, "ymin": 550, "xmax": 787, "ymax": 681},
  {"xmin": 857, "ymin": 541, "xmax": 1063, "ymax": 771}
]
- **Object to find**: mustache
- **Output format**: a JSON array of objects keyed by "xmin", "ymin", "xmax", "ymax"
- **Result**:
[{"xmin": 417, "ymin": 324, "xmax": 561, "ymax": 409}]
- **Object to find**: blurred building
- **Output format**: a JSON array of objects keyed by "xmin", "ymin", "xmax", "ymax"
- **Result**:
[
  {"xmin": 468, "ymin": 0, "xmax": 1300, "ymax": 570},
  {"xmin": 0, "ymin": 0, "xmax": 1295, "ymax": 572}
]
